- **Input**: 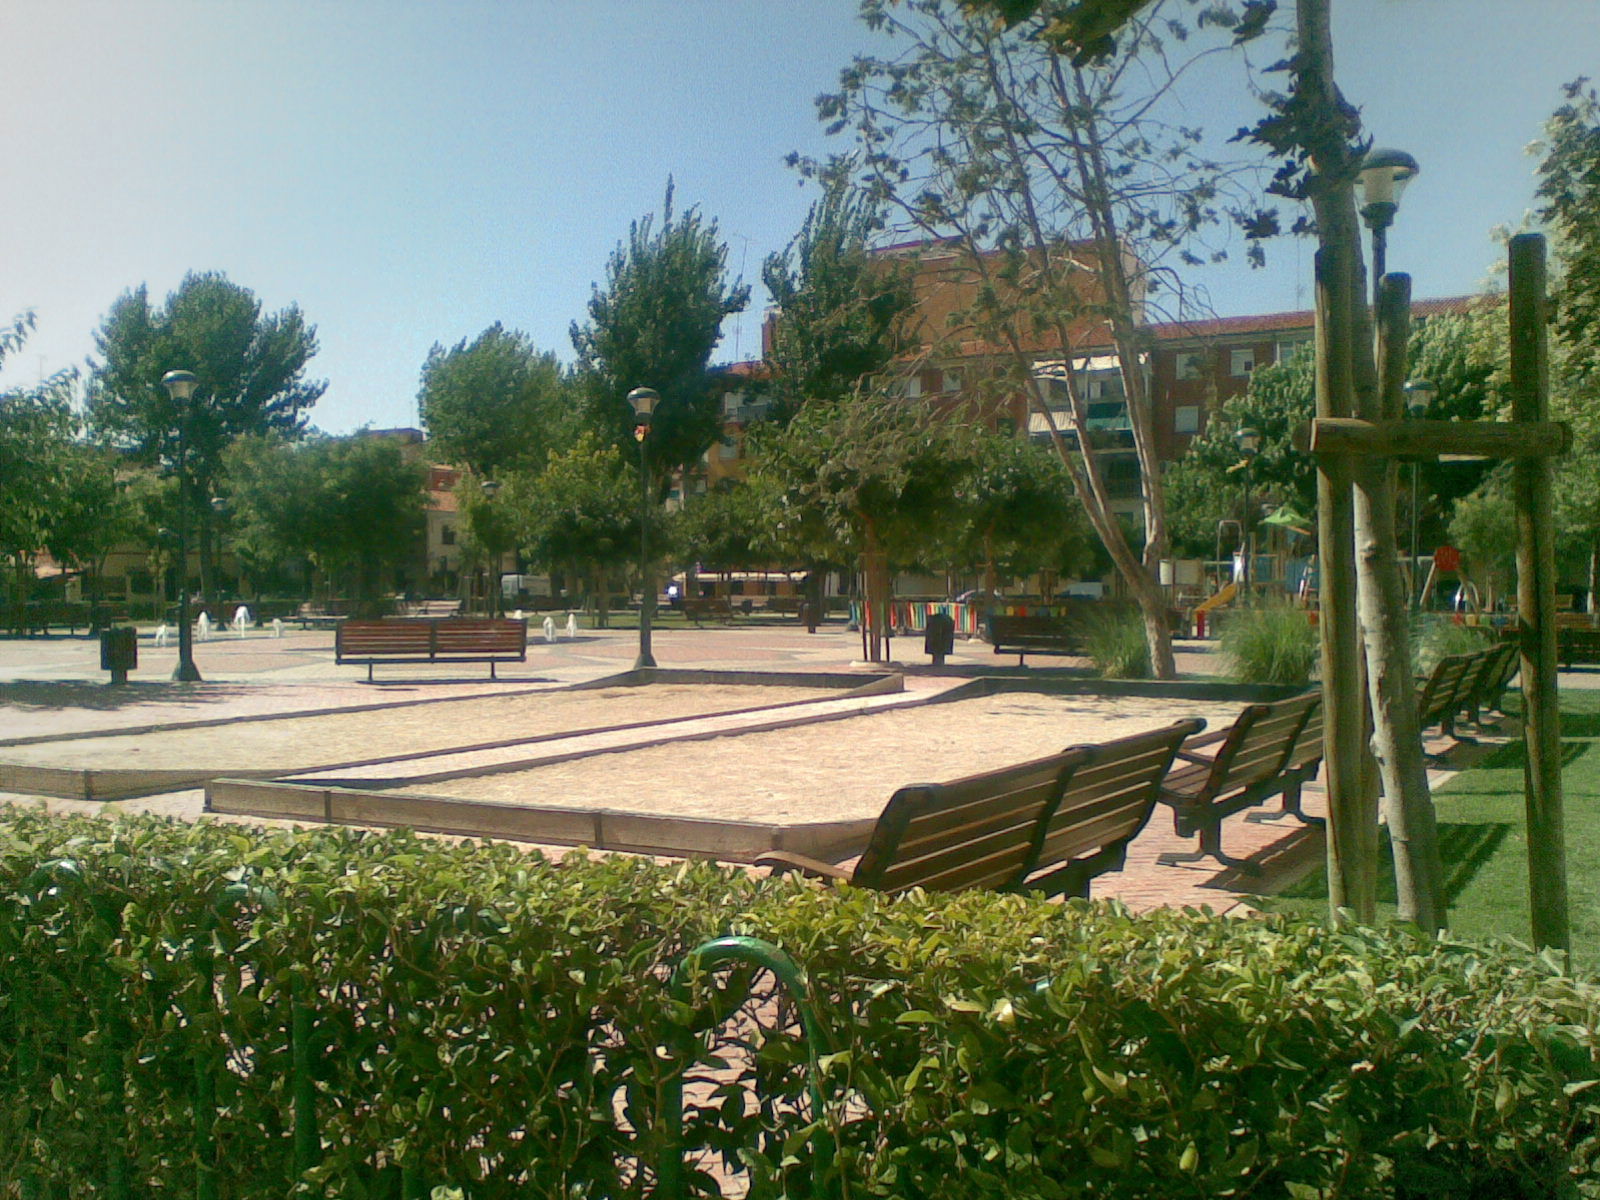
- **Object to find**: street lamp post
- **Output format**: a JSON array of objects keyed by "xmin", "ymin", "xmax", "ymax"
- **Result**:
[
  {"xmin": 1355, "ymin": 147, "xmax": 1420, "ymax": 307},
  {"xmin": 1234, "ymin": 426, "xmax": 1261, "ymax": 591},
  {"xmin": 162, "ymin": 370, "xmax": 202, "ymax": 682},
  {"xmin": 1404, "ymin": 379, "xmax": 1438, "ymax": 610},
  {"xmin": 480, "ymin": 478, "xmax": 501, "ymax": 617},
  {"xmin": 628, "ymin": 387, "xmax": 660, "ymax": 670}
]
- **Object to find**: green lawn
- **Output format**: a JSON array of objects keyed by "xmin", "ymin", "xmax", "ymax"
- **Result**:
[{"xmin": 1261, "ymin": 688, "xmax": 1600, "ymax": 969}]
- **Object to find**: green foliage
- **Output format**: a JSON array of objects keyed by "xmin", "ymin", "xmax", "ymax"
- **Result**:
[
  {"xmin": 1539, "ymin": 78, "xmax": 1600, "ymax": 384},
  {"xmin": 1414, "ymin": 615, "xmax": 1497, "ymax": 675},
  {"xmin": 0, "ymin": 313, "xmax": 83, "ymax": 618},
  {"xmin": 761, "ymin": 179, "xmax": 917, "ymax": 423},
  {"xmin": 746, "ymin": 388, "xmax": 973, "ymax": 571},
  {"xmin": 571, "ymin": 180, "xmax": 750, "ymax": 475},
  {"xmin": 1164, "ymin": 347, "xmax": 1316, "ymax": 557},
  {"xmin": 417, "ymin": 323, "xmax": 573, "ymax": 479},
  {"xmin": 1079, "ymin": 605, "xmax": 1151, "ymax": 679},
  {"xmin": 958, "ymin": 433, "xmax": 1097, "ymax": 584},
  {"xmin": 1221, "ymin": 601, "xmax": 1319, "ymax": 686},
  {"xmin": 88, "ymin": 272, "xmax": 323, "ymax": 481},
  {"xmin": 223, "ymin": 433, "xmax": 428, "ymax": 605},
  {"xmin": 1449, "ymin": 471, "xmax": 1519, "ymax": 608},
  {"xmin": 0, "ymin": 808, "xmax": 1595, "ymax": 1197},
  {"xmin": 672, "ymin": 482, "xmax": 766, "ymax": 575},
  {"xmin": 505, "ymin": 432, "xmax": 640, "ymax": 608}
]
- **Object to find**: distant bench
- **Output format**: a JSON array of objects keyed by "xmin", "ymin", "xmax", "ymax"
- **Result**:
[
  {"xmin": 682, "ymin": 597, "xmax": 735, "ymax": 625},
  {"xmin": 985, "ymin": 614, "xmax": 1082, "ymax": 666},
  {"xmin": 757, "ymin": 720, "xmax": 1202, "ymax": 899},
  {"xmin": 335, "ymin": 618, "xmax": 527, "ymax": 682}
]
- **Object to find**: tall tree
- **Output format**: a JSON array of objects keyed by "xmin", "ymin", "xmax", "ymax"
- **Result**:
[
  {"xmin": 88, "ymin": 272, "xmax": 324, "ymax": 606},
  {"xmin": 506, "ymin": 433, "xmax": 641, "ymax": 629},
  {"xmin": 570, "ymin": 181, "xmax": 750, "ymax": 477},
  {"xmin": 761, "ymin": 181, "xmax": 918, "ymax": 423},
  {"xmin": 748, "ymin": 388, "xmax": 973, "ymax": 662},
  {"xmin": 0, "ymin": 313, "xmax": 79, "ymax": 632},
  {"xmin": 814, "ymin": 0, "xmax": 1271, "ymax": 678},
  {"xmin": 224, "ymin": 433, "xmax": 427, "ymax": 612},
  {"xmin": 417, "ymin": 324, "xmax": 573, "ymax": 479}
]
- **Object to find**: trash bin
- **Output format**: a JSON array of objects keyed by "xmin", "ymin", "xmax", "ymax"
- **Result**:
[
  {"xmin": 798, "ymin": 601, "xmax": 819, "ymax": 634},
  {"xmin": 924, "ymin": 612, "xmax": 956, "ymax": 666},
  {"xmin": 100, "ymin": 625, "xmax": 138, "ymax": 685}
]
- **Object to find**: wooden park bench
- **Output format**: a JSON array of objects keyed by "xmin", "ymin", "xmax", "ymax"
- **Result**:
[
  {"xmin": 1156, "ymin": 690, "xmax": 1322, "ymax": 874},
  {"xmin": 335, "ymin": 618, "xmax": 527, "ymax": 681},
  {"xmin": 756, "ymin": 719, "xmax": 1203, "ymax": 899},
  {"xmin": 1415, "ymin": 646, "xmax": 1511, "ymax": 741},
  {"xmin": 985, "ymin": 613, "xmax": 1082, "ymax": 666},
  {"xmin": 681, "ymin": 596, "xmax": 735, "ymax": 626},
  {"xmin": 1558, "ymin": 621, "xmax": 1600, "ymax": 669}
]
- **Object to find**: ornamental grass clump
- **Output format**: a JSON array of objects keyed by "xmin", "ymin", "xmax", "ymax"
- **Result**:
[
  {"xmin": 0, "ymin": 809, "xmax": 1596, "ymax": 1198},
  {"xmin": 1221, "ymin": 601, "xmax": 1319, "ymax": 686},
  {"xmin": 1416, "ymin": 613, "xmax": 1498, "ymax": 674},
  {"xmin": 1081, "ymin": 605, "xmax": 1151, "ymax": 679}
]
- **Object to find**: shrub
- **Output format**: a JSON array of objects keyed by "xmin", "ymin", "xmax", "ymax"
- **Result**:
[
  {"xmin": 1416, "ymin": 613, "xmax": 1498, "ymax": 674},
  {"xmin": 1221, "ymin": 602, "xmax": 1319, "ymax": 686},
  {"xmin": 0, "ymin": 809, "xmax": 1596, "ymax": 1197},
  {"xmin": 1080, "ymin": 606, "xmax": 1151, "ymax": 679}
]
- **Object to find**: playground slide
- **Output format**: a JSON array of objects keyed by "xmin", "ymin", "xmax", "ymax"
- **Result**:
[{"xmin": 1194, "ymin": 582, "xmax": 1239, "ymax": 615}]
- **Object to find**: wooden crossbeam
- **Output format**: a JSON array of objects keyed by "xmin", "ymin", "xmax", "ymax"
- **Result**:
[{"xmin": 1297, "ymin": 417, "xmax": 1570, "ymax": 461}]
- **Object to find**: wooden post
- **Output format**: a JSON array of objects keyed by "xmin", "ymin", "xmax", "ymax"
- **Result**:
[
  {"xmin": 1313, "ymin": 247, "xmax": 1377, "ymax": 921},
  {"xmin": 1509, "ymin": 233, "xmax": 1570, "ymax": 952}
]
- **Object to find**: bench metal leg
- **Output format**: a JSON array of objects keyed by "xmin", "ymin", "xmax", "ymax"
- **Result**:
[
  {"xmin": 367, "ymin": 662, "xmax": 374, "ymax": 683},
  {"xmin": 1158, "ymin": 825, "xmax": 1262, "ymax": 875},
  {"xmin": 1245, "ymin": 780, "xmax": 1326, "ymax": 828}
]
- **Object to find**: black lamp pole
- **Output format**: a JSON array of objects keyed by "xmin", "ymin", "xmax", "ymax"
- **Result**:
[
  {"xmin": 628, "ymin": 387, "xmax": 660, "ymax": 670},
  {"xmin": 162, "ymin": 370, "xmax": 202, "ymax": 682},
  {"xmin": 1234, "ymin": 426, "xmax": 1261, "ymax": 591}
]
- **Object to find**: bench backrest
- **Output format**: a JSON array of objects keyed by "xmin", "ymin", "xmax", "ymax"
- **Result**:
[
  {"xmin": 434, "ymin": 618, "xmax": 527, "ymax": 655},
  {"xmin": 1416, "ymin": 652, "xmax": 1479, "ymax": 725},
  {"xmin": 1033, "ymin": 719, "xmax": 1205, "ymax": 871},
  {"xmin": 853, "ymin": 748, "xmax": 1090, "ymax": 894},
  {"xmin": 337, "ymin": 618, "xmax": 527, "ymax": 659},
  {"xmin": 338, "ymin": 621, "xmax": 434, "ymax": 657},
  {"xmin": 1285, "ymin": 692, "xmax": 1324, "ymax": 772},
  {"xmin": 987, "ymin": 614, "xmax": 1076, "ymax": 640},
  {"xmin": 1200, "ymin": 691, "xmax": 1321, "ymax": 799}
]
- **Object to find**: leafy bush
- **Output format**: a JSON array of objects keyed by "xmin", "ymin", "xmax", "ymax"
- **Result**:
[
  {"xmin": 1080, "ymin": 606, "xmax": 1151, "ymax": 679},
  {"xmin": 1416, "ymin": 614, "xmax": 1498, "ymax": 674},
  {"xmin": 1221, "ymin": 602, "xmax": 1320, "ymax": 686},
  {"xmin": 0, "ymin": 809, "xmax": 1596, "ymax": 1198}
]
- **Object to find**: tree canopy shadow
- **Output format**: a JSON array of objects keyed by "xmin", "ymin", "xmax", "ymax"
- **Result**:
[
  {"xmin": 0, "ymin": 681, "xmax": 259, "ymax": 715},
  {"xmin": 1473, "ymin": 738, "xmax": 1592, "ymax": 770},
  {"xmin": 1273, "ymin": 821, "xmax": 1512, "ymax": 907}
]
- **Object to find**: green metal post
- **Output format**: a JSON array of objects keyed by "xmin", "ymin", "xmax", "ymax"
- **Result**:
[{"xmin": 660, "ymin": 936, "xmax": 837, "ymax": 1200}]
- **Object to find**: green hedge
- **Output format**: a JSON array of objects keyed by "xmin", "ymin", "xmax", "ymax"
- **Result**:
[{"xmin": 0, "ymin": 809, "xmax": 1596, "ymax": 1198}]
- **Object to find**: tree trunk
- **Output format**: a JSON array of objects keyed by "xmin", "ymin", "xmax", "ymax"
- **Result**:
[
  {"xmin": 1359, "ymin": 276, "xmax": 1445, "ymax": 932},
  {"xmin": 593, "ymin": 568, "xmax": 610, "ymax": 629},
  {"xmin": 1299, "ymin": 0, "xmax": 1381, "ymax": 923},
  {"xmin": 1588, "ymin": 537, "xmax": 1598, "ymax": 615},
  {"xmin": 861, "ymin": 520, "xmax": 890, "ymax": 663}
]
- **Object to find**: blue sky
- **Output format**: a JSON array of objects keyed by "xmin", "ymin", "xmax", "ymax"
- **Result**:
[{"xmin": 2, "ymin": 0, "xmax": 1596, "ymax": 434}]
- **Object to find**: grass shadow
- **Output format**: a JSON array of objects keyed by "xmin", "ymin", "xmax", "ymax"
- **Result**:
[
  {"xmin": 1472, "ymin": 738, "xmax": 1593, "ymax": 771},
  {"xmin": 1273, "ymin": 821, "xmax": 1512, "ymax": 907}
]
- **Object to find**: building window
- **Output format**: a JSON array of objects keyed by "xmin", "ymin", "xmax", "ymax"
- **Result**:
[
  {"xmin": 441, "ymin": 524, "xmax": 456, "ymax": 546},
  {"xmin": 718, "ymin": 436, "xmax": 739, "ymax": 460},
  {"xmin": 1175, "ymin": 352, "xmax": 1205, "ymax": 380},
  {"xmin": 1230, "ymin": 348, "xmax": 1256, "ymax": 377},
  {"xmin": 1174, "ymin": 405, "xmax": 1200, "ymax": 434},
  {"xmin": 941, "ymin": 368, "xmax": 963, "ymax": 393},
  {"xmin": 905, "ymin": 373, "xmax": 923, "ymax": 399},
  {"xmin": 1276, "ymin": 337, "xmax": 1311, "ymax": 364}
]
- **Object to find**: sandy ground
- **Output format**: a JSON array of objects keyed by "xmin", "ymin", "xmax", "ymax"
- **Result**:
[
  {"xmin": 0, "ymin": 683, "xmax": 845, "ymax": 772},
  {"xmin": 374, "ymin": 692, "xmax": 1237, "ymax": 824}
]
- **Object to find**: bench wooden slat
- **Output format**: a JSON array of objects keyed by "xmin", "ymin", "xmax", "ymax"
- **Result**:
[
  {"xmin": 1158, "ymin": 691, "xmax": 1321, "ymax": 872},
  {"xmin": 336, "ymin": 618, "xmax": 527, "ymax": 679},
  {"xmin": 762, "ymin": 719, "xmax": 1203, "ymax": 900}
]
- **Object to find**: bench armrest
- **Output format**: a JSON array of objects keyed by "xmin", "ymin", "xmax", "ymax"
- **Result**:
[{"xmin": 754, "ymin": 849, "xmax": 852, "ymax": 882}]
